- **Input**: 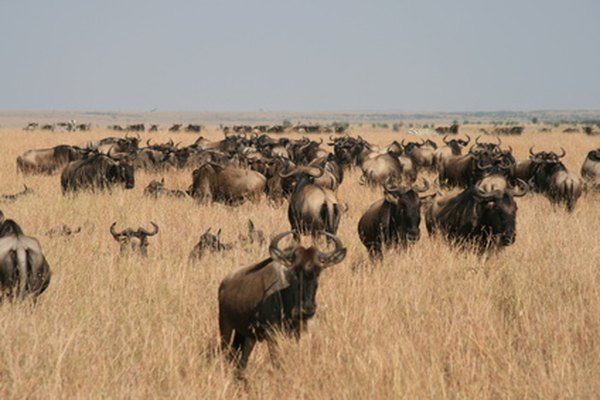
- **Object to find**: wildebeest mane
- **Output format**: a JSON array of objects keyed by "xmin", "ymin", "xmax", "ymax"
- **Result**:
[{"xmin": 436, "ymin": 187, "xmax": 480, "ymax": 230}]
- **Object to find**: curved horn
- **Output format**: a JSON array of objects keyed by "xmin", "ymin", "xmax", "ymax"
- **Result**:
[
  {"xmin": 316, "ymin": 138, "xmax": 323, "ymax": 145},
  {"xmin": 278, "ymin": 167, "xmax": 297, "ymax": 179},
  {"xmin": 110, "ymin": 222, "xmax": 123, "ymax": 238},
  {"xmin": 168, "ymin": 138, "xmax": 174, "ymax": 147},
  {"xmin": 146, "ymin": 139, "xmax": 152, "ymax": 147},
  {"xmin": 309, "ymin": 166, "xmax": 325, "ymax": 178},
  {"xmin": 495, "ymin": 136, "xmax": 502, "ymax": 146},
  {"xmin": 475, "ymin": 135, "xmax": 482, "ymax": 144},
  {"xmin": 475, "ymin": 186, "xmax": 501, "ymax": 199},
  {"xmin": 412, "ymin": 178, "xmax": 430, "ymax": 193},
  {"xmin": 529, "ymin": 146, "xmax": 536, "ymax": 156},
  {"xmin": 269, "ymin": 231, "xmax": 300, "ymax": 258},
  {"xmin": 464, "ymin": 134, "xmax": 471, "ymax": 145},
  {"xmin": 318, "ymin": 232, "xmax": 346, "ymax": 267},
  {"xmin": 557, "ymin": 147, "xmax": 566, "ymax": 158},
  {"xmin": 443, "ymin": 134, "xmax": 450, "ymax": 144},
  {"xmin": 359, "ymin": 174, "xmax": 367, "ymax": 186},
  {"xmin": 477, "ymin": 159, "xmax": 493, "ymax": 170},
  {"xmin": 139, "ymin": 222, "xmax": 159, "ymax": 236},
  {"xmin": 401, "ymin": 139, "xmax": 406, "ymax": 147},
  {"xmin": 508, "ymin": 179, "xmax": 529, "ymax": 197}
]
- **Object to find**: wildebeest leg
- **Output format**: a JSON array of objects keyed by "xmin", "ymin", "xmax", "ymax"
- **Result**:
[
  {"xmin": 234, "ymin": 336, "xmax": 256, "ymax": 379},
  {"xmin": 266, "ymin": 338, "xmax": 282, "ymax": 369}
]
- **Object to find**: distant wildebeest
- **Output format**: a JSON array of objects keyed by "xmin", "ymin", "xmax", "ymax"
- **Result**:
[
  {"xmin": 286, "ymin": 168, "xmax": 342, "ymax": 236},
  {"xmin": 23, "ymin": 122, "xmax": 39, "ymax": 131},
  {"xmin": 237, "ymin": 219, "xmax": 266, "ymax": 247},
  {"xmin": 218, "ymin": 231, "xmax": 346, "ymax": 376},
  {"xmin": 426, "ymin": 175, "xmax": 528, "ymax": 253},
  {"xmin": 110, "ymin": 222, "xmax": 159, "ymax": 256},
  {"xmin": 169, "ymin": 124, "xmax": 182, "ymax": 132},
  {"xmin": 45, "ymin": 224, "xmax": 82, "ymax": 238},
  {"xmin": 0, "ymin": 213, "xmax": 51, "ymax": 303},
  {"xmin": 0, "ymin": 185, "xmax": 33, "ymax": 204},
  {"xmin": 189, "ymin": 228, "xmax": 233, "ymax": 262},
  {"xmin": 143, "ymin": 178, "xmax": 188, "ymax": 198},
  {"xmin": 17, "ymin": 145, "xmax": 85, "ymax": 175},
  {"xmin": 60, "ymin": 152, "xmax": 135, "ymax": 193},
  {"xmin": 581, "ymin": 148, "xmax": 600, "ymax": 183},
  {"xmin": 528, "ymin": 148, "xmax": 583, "ymax": 212},
  {"xmin": 358, "ymin": 179, "xmax": 430, "ymax": 260},
  {"xmin": 435, "ymin": 123, "xmax": 459, "ymax": 135},
  {"xmin": 188, "ymin": 163, "xmax": 266, "ymax": 205}
]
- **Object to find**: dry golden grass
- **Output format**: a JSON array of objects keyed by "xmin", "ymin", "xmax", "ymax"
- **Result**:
[{"xmin": 0, "ymin": 125, "xmax": 598, "ymax": 399}]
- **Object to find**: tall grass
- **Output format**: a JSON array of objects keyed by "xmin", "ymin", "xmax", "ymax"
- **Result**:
[{"xmin": 0, "ymin": 126, "xmax": 598, "ymax": 399}]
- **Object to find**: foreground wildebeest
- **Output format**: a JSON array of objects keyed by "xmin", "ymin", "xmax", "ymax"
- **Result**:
[
  {"xmin": 17, "ymin": 145, "xmax": 85, "ymax": 175},
  {"xmin": 189, "ymin": 228, "xmax": 233, "ymax": 262},
  {"xmin": 110, "ymin": 222, "xmax": 159, "ymax": 256},
  {"xmin": 581, "ymin": 148, "xmax": 600, "ymax": 183},
  {"xmin": 218, "ymin": 231, "xmax": 346, "ymax": 376},
  {"xmin": 143, "ymin": 178, "xmax": 188, "ymax": 198},
  {"xmin": 61, "ymin": 152, "xmax": 135, "ymax": 193},
  {"xmin": 0, "ymin": 213, "xmax": 51, "ymax": 302},
  {"xmin": 189, "ymin": 163, "xmax": 266, "ymax": 205},
  {"xmin": 358, "ymin": 179, "xmax": 430, "ymax": 260},
  {"xmin": 529, "ymin": 148, "xmax": 583, "ymax": 212},
  {"xmin": 426, "ymin": 175, "xmax": 528, "ymax": 253},
  {"xmin": 0, "ymin": 185, "xmax": 33, "ymax": 204},
  {"xmin": 287, "ymin": 168, "xmax": 342, "ymax": 236}
]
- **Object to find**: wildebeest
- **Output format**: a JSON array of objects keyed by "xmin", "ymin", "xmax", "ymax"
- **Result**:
[
  {"xmin": 0, "ymin": 213, "xmax": 51, "ymax": 302},
  {"xmin": 581, "ymin": 148, "xmax": 600, "ymax": 183},
  {"xmin": 358, "ymin": 179, "xmax": 430, "ymax": 260},
  {"xmin": 360, "ymin": 153, "xmax": 403, "ymax": 187},
  {"xmin": 189, "ymin": 228, "xmax": 233, "ymax": 261},
  {"xmin": 143, "ymin": 178, "xmax": 188, "ymax": 198},
  {"xmin": 218, "ymin": 231, "xmax": 346, "ymax": 375},
  {"xmin": 17, "ymin": 145, "xmax": 85, "ymax": 175},
  {"xmin": 110, "ymin": 222, "xmax": 159, "ymax": 256},
  {"xmin": 529, "ymin": 148, "xmax": 583, "ymax": 211},
  {"xmin": 237, "ymin": 219, "xmax": 266, "ymax": 247},
  {"xmin": 60, "ymin": 152, "xmax": 135, "ymax": 193},
  {"xmin": 45, "ymin": 224, "xmax": 82, "ymax": 238},
  {"xmin": 402, "ymin": 138, "xmax": 438, "ymax": 171},
  {"xmin": 188, "ymin": 163, "xmax": 266, "ymax": 205},
  {"xmin": 433, "ymin": 135, "xmax": 471, "ymax": 167},
  {"xmin": 287, "ymin": 168, "xmax": 342, "ymax": 236},
  {"xmin": 426, "ymin": 175, "xmax": 528, "ymax": 252},
  {"xmin": 0, "ymin": 185, "xmax": 34, "ymax": 204}
]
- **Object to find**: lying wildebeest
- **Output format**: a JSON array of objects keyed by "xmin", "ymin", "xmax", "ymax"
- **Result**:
[
  {"xmin": 286, "ymin": 168, "xmax": 342, "ymax": 236},
  {"xmin": 189, "ymin": 228, "xmax": 233, "ymax": 261},
  {"xmin": 110, "ymin": 222, "xmax": 159, "ymax": 256},
  {"xmin": 143, "ymin": 178, "xmax": 188, "ymax": 198},
  {"xmin": 0, "ymin": 213, "xmax": 51, "ymax": 302},
  {"xmin": 61, "ymin": 151, "xmax": 135, "ymax": 193},
  {"xmin": 17, "ymin": 145, "xmax": 85, "ymax": 175},
  {"xmin": 581, "ymin": 148, "xmax": 600, "ymax": 183},
  {"xmin": 188, "ymin": 163, "xmax": 266, "ymax": 205},
  {"xmin": 358, "ymin": 179, "xmax": 430, "ymax": 260},
  {"xmin": 218, "ymin": 231, "xmax": 346, "ymax": 376},
  {"xmin": 0, "ymin": 185, "xmax": 33, "ymax": 204},
  {"xmin": 237, "ymin": 219, "xmax": 266, "ymax": 247},
  {"xmin": 45, "ymin": 224, "xmax": 82, "ymax": 238},
  {"xmin": 529, "ymin": 148, "xmax": 583, "ymax": 212},
  {"xmin": 426, "ymin": 175, "xmax": 528, "ymax": 253}
]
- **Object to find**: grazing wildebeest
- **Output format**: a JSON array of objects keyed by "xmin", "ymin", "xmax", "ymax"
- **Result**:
[
  {"xmin": 143, "ymin": 178, "xmax": 188, "ymax": 198},
  {"xmin": 529, "ymin": 148, "xmax": 583, "ymax": 212},
  {"xmin": 110, "ymin": 222, "xmax": 159, "ymax": 256},
  {"xmin": 189, "ymin": 228, "xmax": 233, "ymax": 261},
  {"xmin": 188, "ymin": 163, "xmax": 266, "ymax": 205},
  {"xmin": 426, "ymin": 175, "xmax": 528, "ymax": 252},
  {"xmin": 60, "ymin": 152, "xmax": 135, "ymax": 193},
  {"xmin": 0, "ymin": 214, "xmax": 51, "ymax": 302},
  {"xmin": 286, "ymin": 168, "xmax": 342, "ymax": 236},
  {"xmin": 218, "ymin": 231, "xmax": 346, "ymax": 376},
  {"xmin": 17, "ymin": 145, "xmax": 85, "ymax": 175},
  {"xmin": 358, "ymin": 179, "xmax": 430, "ymax": 260},
  {"xmin": 0, "ymin": 185, "xmax": 34, "ymax": 204},
  {"xmin": 581, "ymin": 148, "xmax": 600, "ymax": 183}
]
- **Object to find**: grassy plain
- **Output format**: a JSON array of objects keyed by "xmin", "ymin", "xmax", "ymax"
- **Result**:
[{"xmin": 0, "ymin": 125, "xmax": 598, "ymax": 399}]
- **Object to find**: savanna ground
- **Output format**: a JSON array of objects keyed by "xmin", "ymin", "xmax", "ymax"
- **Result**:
[{"xmin": 0, "ymin": 124, "xmax": 598, "ymax": 399}]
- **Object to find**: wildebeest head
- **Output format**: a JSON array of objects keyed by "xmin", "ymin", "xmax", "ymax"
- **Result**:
[
  {"xmin": 382, "ymin": 179, "xmax": 430, "ymax": 242},
  {"xmin": 110, "ymin": 222, "xmax": 159, "ymax": 256},
  {"xmin": 269, "ymin": 231, "xmax": 346, "ymax": 319},
  {"xmin": 443, "ymin": 134, "xmax": 471, "ymax": 154},
  {"xmin": 529, "ymin": 146, "xmax": 566, "ymax": 165},
  {"xmin": 238, "ymin": 219, "xmax": 266, "ymax": 247}
]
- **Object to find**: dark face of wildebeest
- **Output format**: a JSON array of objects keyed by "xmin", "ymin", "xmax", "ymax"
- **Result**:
[
  {"xmin": 218, "ymin": 231, "xmax": 346, "ymax": 375},
  {"xmin": 110, "ymin": 222, "xmax": 159, "ymax": 256}
]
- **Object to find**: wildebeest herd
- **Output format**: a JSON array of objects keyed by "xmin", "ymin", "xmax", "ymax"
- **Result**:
[{"xmin": 3, "ymin": 126, "xmax": 599, "ymax": 379}]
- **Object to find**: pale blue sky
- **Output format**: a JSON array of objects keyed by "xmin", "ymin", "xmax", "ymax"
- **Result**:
[{"xmin": 1, "ymin": 0, "xmax": 599, "ymax": 112}]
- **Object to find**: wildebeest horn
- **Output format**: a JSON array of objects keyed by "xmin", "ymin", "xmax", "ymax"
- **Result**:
[
  {"xmin": 475, "ymin": 135, "xmax": 482, "ymax": 144},
  {"xmin": 529, "ymin": 146, "xmax": 536, "ymax": 156},
  {"xmin": 168, "ymin": 138, "xmax": 174, "ymax": 147},
  {"xmin": 557, "ymin": 147, "xmax": 566, "ymax": 158},
  {"xmin": 359, "ymin": 174, "xmax": 367, "ymax": 186},
  {"xmin": 443, "ymin": 134, "xmax": 450, "ymax": 144},
  {"xmin": 316, "ymin": 138, "xmax": 323, "ymax": 145},
  {"xmin": 507, "ymin": 145, "xmax": 513, "ymax": 154},
  {"xmin": 269, "ymin": 231, "xmax": 300, "ymax": 261},
  {"xmin": 278, "ymin": 168, "xmax": 297, "ymax": 179},
  {"xmin": 464, "ymin": 134, "xmax": 471, "ymax": 145},
  {"xmin": 508, "ymin": 179, "xmax": 529, "ymax": 197},
  {"xmin": 139, "ymin": 222, "xmax": 159, "ymax": 236},
  {"xmin": 147, "ymin": 139, "xmax": 152, "ymax": 147},
  {"xmin": 318, "ymin": 232, "xmax": 346, "ymax": 267},
  {"xmin": 110, "ymin": 222, "xmax": 124, "ymax": 238},
  {"xmin": 477, "ymin": 159, "xmax": 493, "ymax": 170},
  {"xmin": 401, "ymin": 139, "xmax": 406, "ymax": 147},
  {"xmin": 475, "ymin": 186, "xmax": 502, "ymax": 200},
  {"xmin": 495, "ymin": 136, "xmax": 502, "ymax": 146},
  {"xmin": 309, "ymin": 166, "xmax": 325, "ymax": 178}
]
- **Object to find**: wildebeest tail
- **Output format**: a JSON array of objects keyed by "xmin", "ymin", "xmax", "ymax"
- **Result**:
[
  {"xmin": 320, "ymin": 202, "xmax": 339, "ymax": 235},
  {"xmin": 15, "ymin": 247, "xmax": 28, "ymax": 299}
]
